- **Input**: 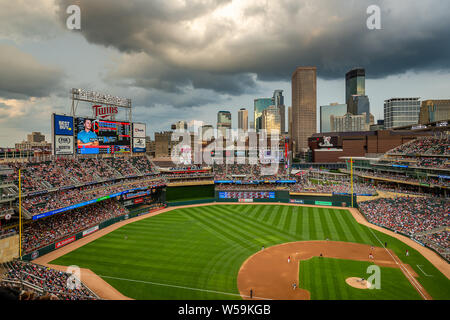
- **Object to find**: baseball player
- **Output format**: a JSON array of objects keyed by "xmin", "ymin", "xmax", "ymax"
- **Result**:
[
  {"xmin": 250, "ymin": 289, "xmax": 253, "ymax": 299},
  {"xmin": 292, "ymin": 282, "xmax": 297, "ymax": 290},
  {"xmin": 288, "ymin": 256, "xmax": 291, "ymax": 263}
]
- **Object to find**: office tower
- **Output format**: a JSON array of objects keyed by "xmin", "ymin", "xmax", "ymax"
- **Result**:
[
  {"xmin": 348, "ymin": 95, "xmax": 371, "ymax": 124},
  {"xmin": 330, "ymin": 113, "xmax": 374, "ymax": 132},
  {"xmin": 288, "ymin": 106, "xmax": 292, "ymax": 138},
  {"xmin": 345, "ymin": 68, "xmax": 365, "ymax": 106},
  {"xmin": 384, "ymin": 98, "xmax": 421, "ymax": 129},
  {"xmin": 254, "ymin": 98, "xmax": 273, "ymax": 132},
  {"xmin": 217, "ymin": 111, "xmax": 232, "ymax": 137},
  {"xmin": 320, "ymin": 103, "xmax": 347, "ymax": 133},
  {"xmin": 238, "ymin": 108, "xmax": 249, "ymax": 131},
  {"xmin": 273, "ymin": 90, "xmax": 286, "ymax": 134},
  {"xmin": 291, "ymin": 66, "xmax": 317, "ymax": 154},
  {"xmin": 261, "ymin": 105, "xmax": 281, "ymax": 133},
  {"xmin": 419, "ymin": 100, "xmax": 450, "ymax": 124}
]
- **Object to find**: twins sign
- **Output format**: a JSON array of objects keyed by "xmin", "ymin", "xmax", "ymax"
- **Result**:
[{"xmin": 92, "ymin": 105, "xmax": 119, "ymax": 120}]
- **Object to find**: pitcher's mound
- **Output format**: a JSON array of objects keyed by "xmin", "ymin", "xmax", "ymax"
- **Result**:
[{"xmin": 346, "ymin": 277, "xmax": 371, "ymax": 289}]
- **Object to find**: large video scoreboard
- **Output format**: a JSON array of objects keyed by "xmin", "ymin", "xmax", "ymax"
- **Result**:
[
  {"xmin": 75, "ymin": 117, "xmax": 132, "ymax": 154},
  {"xmin": 52, "ymin": 113, "xmax": 147, "ymax": 155}
]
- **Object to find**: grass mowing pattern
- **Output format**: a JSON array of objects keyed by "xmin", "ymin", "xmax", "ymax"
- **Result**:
[
  {"xmin": 50, "ymin": 205, "xmax": 450, "ymax": 300},
  {"xmin": 299, "ymin": 257, "xmax": 422, "ymax": 300}
]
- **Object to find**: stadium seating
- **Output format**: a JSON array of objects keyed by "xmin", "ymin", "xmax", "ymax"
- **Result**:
[{"xmin": 1, "ymin": 260, "xmax": 98, "ymax": 300}]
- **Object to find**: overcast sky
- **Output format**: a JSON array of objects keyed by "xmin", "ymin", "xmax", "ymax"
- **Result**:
[{"xmin": 0, "ymin": 0, "xmax": 449, "ymax": 146}]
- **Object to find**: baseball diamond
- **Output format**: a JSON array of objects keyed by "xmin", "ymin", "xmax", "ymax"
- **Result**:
[{"xmin": 31, "ymin": 203, "xmax": 449, "ymax": 300}]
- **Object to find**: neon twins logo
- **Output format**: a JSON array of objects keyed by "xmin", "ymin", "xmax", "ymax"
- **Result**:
[{"xmin": 92, "ymin": 105, "xmax": 118, "ymax": 119}]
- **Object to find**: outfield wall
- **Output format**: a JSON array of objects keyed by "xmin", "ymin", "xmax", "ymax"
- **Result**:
[
  {"xmin": 166, "ymin": 185, "xmax": 215, "ymax": 203},
  {"xmin": 21, "ymin": 206, "xmax": 165, "ymax": 261},
  {"xmin": 289, "ymin": 194, "xmax": 358, "ymax": 208}
]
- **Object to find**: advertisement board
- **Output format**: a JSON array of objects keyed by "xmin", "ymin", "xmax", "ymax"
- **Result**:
[
  {"xmin": 82, "ymin": 225, "xmax": 99, "ymax": 237},
  {"xmin": 75, "ymin": 117, "xmax": 131, "ymax": 154},
  {"xmin": 133, "ymin": 123, "xmax": 146, "ymax": 138},
  {"xmin": 55, "ymin": 236, "xmax": 75, "ymax": 249},
  {"xmin": 53, "ymin": 114, "xmax": 74, "ymax": 136},
  {"xmin": 54, "ymin": 135, "xmax": 74, "ymax": 155},
  {"xmin": 133, "ymin": 137, "xmax": 146, "ymax": 153}
]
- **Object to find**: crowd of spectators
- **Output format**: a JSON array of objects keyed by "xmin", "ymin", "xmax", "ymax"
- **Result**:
[
  {"xmin": 380, "ymin": 156, "xmax": 449, "ymax": 170},
  {"xmin": 3, "ymin": 156, "xmax": 156, "ymax": 194},
  {"xmin": 213, "ymin": 163, "xmax": 287, "ymax": 180},
  {"xmin": 21, "ymin": 176, "xmax": 166, "ymax": 216},
  {"xmin": 389, "ymin": 137, "xmax": 450, "ymax": 156},
  {"xmin": 1, "ymin": 260, "xmax": 97, "ymax": 300},
  {"xmin": 215, "ymin": 183, "xmax": 290, "ymax": 191},
  {"xmin": 354, "ymin": 169, "xmax": 450, "ymax": 187},
  {"xmin": 22, "ymin": 199, "xmax": 128, "ymax": 253},
  {"xmin": 359, "ymin": 197, "xmax": 449, "ymax": 260},
  {"xmin": 290, "ymin": 181, "xmax": 377, "ymax": 195},
  {"xmin": 415, "ymin": 231, "xmax": 449, "ymax": 260},
  {"xmin": 103, "ymin": 157, "xmax": 140, "ymax": 177}
]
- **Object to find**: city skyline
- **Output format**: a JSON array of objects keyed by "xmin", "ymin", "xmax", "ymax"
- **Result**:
[{"xmin": 1, "ymin": 0, "xmax": 450, "ymax": 146}]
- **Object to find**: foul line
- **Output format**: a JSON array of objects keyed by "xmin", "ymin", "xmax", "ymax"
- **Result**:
[
  {"xmin": 417, "ymin": 265, "xmax": 433, "ymax": 277},
  {"xmin": 367, "ymin": 227, "xmax": 429, "ymax": 300},
  {"xmin": 97, "ymin": 274, "xmax": 273, "ymax": 300}
]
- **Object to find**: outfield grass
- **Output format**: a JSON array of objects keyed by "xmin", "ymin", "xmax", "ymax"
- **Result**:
[
  {"xmin": 299, "ymin": 257, "xmax": 422, "ymax": 300},
  {"xmin": 50, "ymin": 204, "xmax": 450, "ymax": 300}
]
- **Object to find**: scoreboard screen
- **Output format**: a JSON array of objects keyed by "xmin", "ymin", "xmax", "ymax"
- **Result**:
[{"xmin": 75, "ymin": 117, "xmax": 131, "ymax": 154}]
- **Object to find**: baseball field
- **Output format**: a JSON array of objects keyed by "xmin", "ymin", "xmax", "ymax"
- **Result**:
[{"xmin": 47, "ymin": 204, "xmax": 450, "ymax": 300}]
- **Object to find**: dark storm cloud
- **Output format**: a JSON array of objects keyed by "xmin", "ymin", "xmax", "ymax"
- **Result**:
[
  {"xmin": 0, "ymin": 44, "xmax": 64, "ymax": 99},
  {"xmin": 54, "ymin": 0, "xmax": 450, "ymax": 94}
]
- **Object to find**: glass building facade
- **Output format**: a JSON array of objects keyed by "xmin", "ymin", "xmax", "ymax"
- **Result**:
[
  {"xmin": 320, "ymin": 103, "xmax": 347, "ymax": 133},
  {"xmin": 384, "ymin": 98, "xmax": 421, "ymax": 129},
  {"xmin": 254, "ymin": 98, "xmax": 274, "ymax": 132},
  {"xmin": 345, "ymin": 68, "xmax": 365, "ymax": 106},
  {"xmin": 261, "ymin": 105, "xmax": 281, "ymax": 133},
  {"xmin": 348, "ymin": 95, "xmax": 371, "ymax": 123}
]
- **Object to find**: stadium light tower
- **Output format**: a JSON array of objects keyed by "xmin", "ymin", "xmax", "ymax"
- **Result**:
[{"xmin": 70, "ymin": 88, "xmax": 132, "ymax": 122}]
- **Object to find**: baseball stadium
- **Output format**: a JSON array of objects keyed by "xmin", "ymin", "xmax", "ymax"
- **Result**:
[{"xmin": 0, "ymin": 110, "xmax": 449, "ymax": 301}]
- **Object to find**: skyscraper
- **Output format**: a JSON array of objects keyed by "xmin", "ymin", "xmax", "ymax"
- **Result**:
[
  {"xmin": 384, "ymin": 98, "xmax": 421, "ymax": 129},
  {"xmin": 273, "ymin": 90, "xmax": 286, "ymax": 134},
  {"xmin": 345, "ymin": 68, "xmax": 365, "ymax": 106},
  {"xmin": 320, "ymin": 103, "xmax": 347, "ymax": 133},
  {"xmin": 238, "ymin": 108, "xmax": 248, "ymax": 131},
  {"xmin": 254, "ymin": 98, "xmax": 273, "ymax": 132},
  {"xmin": 291, "ymin": 66, "xmax": 317, "ymax": 154},
  {"xmin": 348, "ymin": 95, "xmax": 371, "ymax": 124},
  {"xmin": 261, "ymin": 105, "xmax": 281, "ymax": 133},
  {"xmin": 419, "ymin": 100, "xmax": 450, "ymax": 124},
  {"xmin": 217, "ymin": 111, "xmax": 232, "ymax": 137}
]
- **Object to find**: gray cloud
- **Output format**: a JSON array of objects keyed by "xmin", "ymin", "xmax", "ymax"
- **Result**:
[
  {"xmin": 0, "ymin": 0, "xmax": 61, "ymax": 42},
  {"xmin": 53, "ymin": 0, "xmax": 450, "ymax": 95},
  {"xmin": 0, "ymin": 44, "xmax": 64, "ymax": 99}
]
